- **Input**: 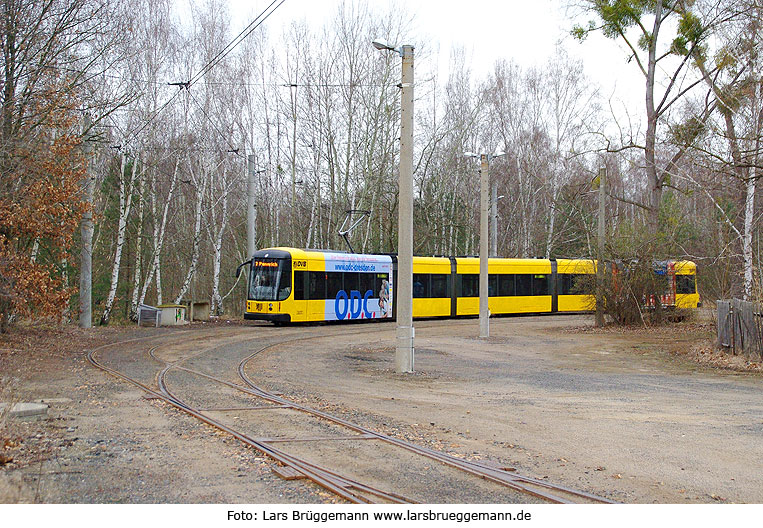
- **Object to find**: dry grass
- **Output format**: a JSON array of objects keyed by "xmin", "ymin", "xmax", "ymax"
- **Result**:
[
  {"xmin": 674, "ymin": 339, "xmax": 763, "ymax": 373},
  {"xmin": 566, "ymin": 313, "xmax": 763, "ymax": 374}
]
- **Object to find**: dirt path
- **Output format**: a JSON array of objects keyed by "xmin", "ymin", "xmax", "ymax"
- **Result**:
[
  {"xmin": 1, "ymin": 316, "xmax": 761, "ymax": 503},
  {"xmin": 245, "ymin": 316, "xmax": 763, "ymax": 504}
]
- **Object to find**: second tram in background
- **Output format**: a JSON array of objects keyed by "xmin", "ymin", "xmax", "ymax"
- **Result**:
[{"xmin": 237, "ymin": 247, "xmax": 700, "ymax": 324}]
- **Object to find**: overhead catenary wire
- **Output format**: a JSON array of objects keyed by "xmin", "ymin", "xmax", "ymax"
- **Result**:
[
  {"xmin": 187, "ymin": 0, "xmax": 286, "ymax": 89},
  {"xmin": 47, "ymin": 64, "xmax": 395, "ymax": 89},
  {"xmin": 186, "ymin": 89, "xmax": 245, "ymax": 159},
  {"xmin": 119, "ymin": 0, "xmax": 287, "ymax": 148}
]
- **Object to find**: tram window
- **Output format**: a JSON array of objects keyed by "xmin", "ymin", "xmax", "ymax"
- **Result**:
[
  {"xmin": 309, "ymin": 271, "xmax": 326, "ymax": 299},
  {"xmin": 413, "ymin": 274, "xmax": 429, "ymax": 298},
  {"xmin": 277, "ymin": 260, "xmax": 291, "ymax": 300},
  {"xmin": 676, "ymin": 275, "xmax": 695, "ymax": 294},
  {"xmin": 344, "ymin": 273, "xmax": 359, "ymax": 293},
  {"xmin": 499, "ymin": 274, "xmax": 515, "ymax": 296},
  {"xmin": 431, "ymin": 274, "xmax": 448, "ymax": 298},
  {"xmin": 559, "ymin": 274, "xmax": 585, "ymax": 295},
  {"xmin": 532, "ymin": 274, "xmax": 549, "ymax": 296},
  {"xmin": 294, "ymin": 271, "xmax": 306, "ymax": 300},
  {"xmin": 558, "ymin": 274, "xmax": 569, "ymax": 295},
  {"xmin": 326, "ymin": 272, "xmax": 343, "ymax": 298},
  {"xmin": 488, "ymin": 274, "xmax": 498, "ymax": 297},
  {"xmin": 516, "ymin": 274, "xmax": 531, "ymax": 296},
  {"xmin": 461, "ymin": 274, "xmax": 479, "ymax": 297},
  {"xmin": 359, "ymin": 273, "xmax": 375, "ymax": 295}
]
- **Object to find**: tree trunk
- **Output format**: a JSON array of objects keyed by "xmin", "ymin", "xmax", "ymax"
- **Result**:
[
  {"xmin": 101, "ymin": 152, "xmax": 137, "ymax": 325},
  {"xmin": 644, "ymin": 3, "xmax": 663, "ymax": 235},
  {"xmin": 139, "ymin": 158, "xmax": 179, "ymax": 306},
  {"xmin": 79, "ymin": 114, "xmax": 95, "ymax": 329},
  {"xmin": 210, "ymin": 167, "xmax": 229, "ymax": 315},
  {"xmin": 174, "ymin": 157, "xmax": 208, "ymax": 304},
  {"xmin": 130, "ymin": 163, "xmax": 146, "ymax": 320}
]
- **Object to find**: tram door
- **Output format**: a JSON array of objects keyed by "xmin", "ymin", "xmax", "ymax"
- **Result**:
[{"xmin": 292, "ymin": 269, "xmax": 307, "ymax": 322}]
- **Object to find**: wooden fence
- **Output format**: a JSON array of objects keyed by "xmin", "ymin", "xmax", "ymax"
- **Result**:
[{"xmin": 717, "ymin": 299, "xmax": 763, "ymax": 360}]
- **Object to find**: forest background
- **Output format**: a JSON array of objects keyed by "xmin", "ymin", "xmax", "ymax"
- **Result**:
[{"xmin": 0, "ymin": 0, "xmax": 761, "ymax": 329}]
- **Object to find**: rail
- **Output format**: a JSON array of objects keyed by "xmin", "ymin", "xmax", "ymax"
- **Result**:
[{"xmin": 88, "ymin": 327, "xmax": 616, "ymax": 504}]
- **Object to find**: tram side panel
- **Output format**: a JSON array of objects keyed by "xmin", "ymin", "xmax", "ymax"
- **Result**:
[
  {"xmin": 328, "ymin": 252, "xmax": 393, "ymax": 320},
  {"xmin": 454, "ymin": 257, "xmax": 553, "ymax": 316},
  {"xmin": 246, "ymin": 248, "xmax": 394, "ymax": 323},
  {"xmin": 556, "ymin": 259, "xmax": 596, "ymax": 312},
  {"xmin": 411, "ymin": 256, "xmax": 452, "ymax": 318},
  {"xmin": 302, "ymin": 252, "xmax": 394, "ymax": 322}
]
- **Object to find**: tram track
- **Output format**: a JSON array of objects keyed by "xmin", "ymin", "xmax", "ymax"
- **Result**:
[{"xmin": 88, "ymin": 323, "xmax": 616, "ymax": 504}]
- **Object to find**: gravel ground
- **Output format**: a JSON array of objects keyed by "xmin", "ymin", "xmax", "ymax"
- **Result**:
[{"xmin": 1, "ymin": 314, "xmax": 761, "ymax": 504}]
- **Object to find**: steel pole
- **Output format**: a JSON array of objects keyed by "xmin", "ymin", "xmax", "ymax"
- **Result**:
[
  {"xmin": 491, "ymin": 181, "xmax": 498, "ymax": 257},
  {"xmin": 79, "ymin": 113, "xmax": 94, "ymax": 328},
  {"xmin": 395, "ymin": 44, "xmax": 415, "ymax": 373},
  {"xmin": 247, "ymin": 154, "xmax": 257, "ymax": 258},
  {"xmin": 479, "ymin": 154, "xmax": 489, "ymax": 338}
]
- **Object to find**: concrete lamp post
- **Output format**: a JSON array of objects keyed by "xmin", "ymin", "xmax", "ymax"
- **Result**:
[
  {"xmin": 465, "ymin": 150, "xmax": 505, "ymax": 338},
  {"xmin": 373, "ymin": 39, "xmax": 415, "ymax": 373}
]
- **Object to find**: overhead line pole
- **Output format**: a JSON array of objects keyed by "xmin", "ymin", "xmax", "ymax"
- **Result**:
[
  {"xmin": 396, "ymin": 44, "xmax": 415, "ymax": 373},
  {"xmin": 479, "ymin": 154, "xmax": 490, "ymax": 338},
  {"xmin": 247, "ymin": 154, "xmax": 257, "ymax": 259},
  {"xmin": 491, "ymin": 181, "xmax": 498, "ymax": 257},
  {"xmin": 79, "ymin": 114, "xmax": 95, "ymax": 329},
  {"xmin": 372, "ymin": 39, "xmax": 415, "ymax": 373}
]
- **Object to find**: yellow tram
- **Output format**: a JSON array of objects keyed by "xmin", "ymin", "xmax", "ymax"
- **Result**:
[{"xmin": 237, "ymin": 248, "xmax": 699, "ymax": 324}]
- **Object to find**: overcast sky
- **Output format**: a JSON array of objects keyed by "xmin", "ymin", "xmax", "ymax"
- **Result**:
[{"xmin": 228, "ymin": 0, "xmax": 646, "ymax": 115}]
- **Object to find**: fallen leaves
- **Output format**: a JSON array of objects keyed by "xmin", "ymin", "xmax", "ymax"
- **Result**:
[{"xmin": 3, "ymin": 438, "xmax": 20, "ymax": 449}]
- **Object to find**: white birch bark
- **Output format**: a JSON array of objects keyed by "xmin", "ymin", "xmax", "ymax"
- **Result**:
[
  {"xmin": 139, "ymin": 157, "xmax": 179, "ymax": 306},
  {"xmin": 743, "ymin": 177, "xmax": 755, "ymax": 299},
  {"xmin": 129, "ymin": 165, "xmax": 146, "ymax": 320},
  {"xmin": 174, "ymin": 157, "xmax": 208, "ymax": 304},
  {"xmin": 101, "ymin": 152, "xmax": 138, "ymax": 325},
  {"xmin": 208, "ymin": 166, "xmax": 229, "ymax": 315},
  {"xmin": 30, "ymin": 239, "xmax": 39, "ymax": 263}
]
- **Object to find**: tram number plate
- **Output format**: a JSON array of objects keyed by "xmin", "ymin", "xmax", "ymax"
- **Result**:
[{"xmin": 256, "ymin": 302, "xmax": 263, "ymax": 311}]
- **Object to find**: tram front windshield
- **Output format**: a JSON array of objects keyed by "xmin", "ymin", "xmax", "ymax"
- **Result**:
[{"xmin": 249, "ymin": 258, "xmax": 291, "ymax": 301}]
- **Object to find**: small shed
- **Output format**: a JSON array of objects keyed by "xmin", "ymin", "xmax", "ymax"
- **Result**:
[
  {"xmin": 191, "ymin": 301, "xmax": 210, "ymax": 321},
  {"xmin": 158, "ymin": 304, "xmax": 188, "ymax": 326},
  {"xmin": 137, "ymin": 304, "xmax": 161, "ymax": 327}
]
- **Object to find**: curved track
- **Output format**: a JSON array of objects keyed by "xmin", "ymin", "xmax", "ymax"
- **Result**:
[{"xmin": 88, "ymin": 323, "xmax": 615, "ymax": 504}]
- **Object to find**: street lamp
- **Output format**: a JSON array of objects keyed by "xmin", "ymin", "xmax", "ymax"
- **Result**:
[
  {"xmin": 465, "ymin": 150, "xmax": 505, "ymax": 338},
  {"xmin": 374, "ymin": 38, "xmax": 415, "ymax": 373},
  {"xmin": 372, "ymin": 40, "xmax": 399, "ymax": 54}
]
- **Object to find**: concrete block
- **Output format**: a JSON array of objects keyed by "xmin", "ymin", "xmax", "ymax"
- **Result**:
[
  {"xmin": 191, "ymin": 301, "xmax": 210, "ymax": 321},
  {"xmin": 0, "ymin": 402, "xmax": 49, "ymax": 418}
]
